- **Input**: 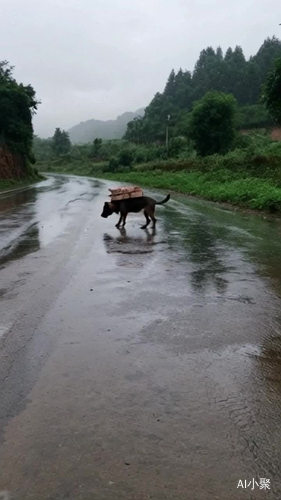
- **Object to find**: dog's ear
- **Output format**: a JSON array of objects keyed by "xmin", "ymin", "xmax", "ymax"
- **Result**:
[
  {"xmin": 104, "ymin": 201, "xmax": 115, "ymax": 210},
  {"xmin": 109, "ymin": 201, "xmax": 119, "ymax": 213}
]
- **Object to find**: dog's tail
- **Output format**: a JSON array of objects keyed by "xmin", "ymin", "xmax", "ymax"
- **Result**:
[{"xmin": 156, "ymin": 194, "xmax": 170, "ymax": 205}]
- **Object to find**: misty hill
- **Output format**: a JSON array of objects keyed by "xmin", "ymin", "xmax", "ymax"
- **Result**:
[{"xmin": 68, "ymin": 109, "xmax": 144, "ymax": 144}]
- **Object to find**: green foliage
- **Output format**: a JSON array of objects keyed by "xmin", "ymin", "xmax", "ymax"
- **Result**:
[
  {"xmin": 33, "ymin": 136, "xmax": 53, "ymax": 161},
  {"xmin": 106, "ymin": 156, "xmax": 119, "ymax": 172},
  {"xmin": 0, "ymin": 61, "xmax": 38, "ymax": 159},
  {"xmin": 118, "ymin": 149, "xmax": 134, "ymax": 167},
  {"xmin": 35, "ymin": 127, "xmax": 281, "ymax": 214},
  {"xmin": 52, "ymin": 128, "xmax": 71, "ymax": 155},
  {"xmin": 124, "ymin": 116, "xmax": 147, "ymax": 143},
  {"xmin": 262, "ymin": 58, "xmax": 281, "ymax": 124},
  {"xmin": 125, "ymin": 37, "xmax": 281, "ymax": 144},
  {"xmin": 236, "ymin": 104, "xmax": 273, "ymax": 129},
  {"xmin": 252, "ymin": 36, "xmax": 281, "ymax": 84},
  {"xmin": 91, "ymin": 138, "xmax": 102, "ymax": 158},
  {"xmin": 189, "ymin": 91, "xmax": 237, "ymax": 156},
  {"xmin": 104, "ymin": 149, "xmax": 134, "ymax": 173},
  {"xmin": 168, "ymin": 136, "xmax": 189, "ymax": 157}
]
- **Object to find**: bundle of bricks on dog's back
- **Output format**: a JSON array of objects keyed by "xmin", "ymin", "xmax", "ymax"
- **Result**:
[{"xmin": 109, "ymin": 186, "xmax": 143, "ymax": 201}]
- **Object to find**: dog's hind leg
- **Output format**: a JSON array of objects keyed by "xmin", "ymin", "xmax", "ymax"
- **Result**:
[
  {"xmin": 147, "ymin": 206, "xmax": 157, "ymax": 228},
  {"xmin": 141, "ymin": 210, "xmax": 151, "ymax": 229},
  {"xmin": 150, "ymin": 207, "xmax": 157, "ymax": 228},
  {"xmin": 121, "ymin": 213, "xmax": 127, "ymax": 227}
]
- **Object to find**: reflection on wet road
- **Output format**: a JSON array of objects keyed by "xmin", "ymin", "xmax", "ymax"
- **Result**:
[
  {"xmin": 0, "ymin": 174, "xmax": 281, "ymax": 499},
  {"xmin": 0, "ymin": 176, "xmax": 99, "ymax": 266}
]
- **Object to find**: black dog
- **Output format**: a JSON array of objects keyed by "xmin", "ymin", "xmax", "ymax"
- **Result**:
[{"xmin": 101, "ymin": 194, "xmax": 170, "ymax": 229}]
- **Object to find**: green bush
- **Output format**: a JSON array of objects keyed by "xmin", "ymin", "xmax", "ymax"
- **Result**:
[{"xmin": 188, "ymin": 91, "xmax": 237, "ymax": 156}]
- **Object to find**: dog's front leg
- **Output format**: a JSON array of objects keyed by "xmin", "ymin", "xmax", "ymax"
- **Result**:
[{"xmin": 115, "ymin": 214, "xmax": 123, "ymax": 228}]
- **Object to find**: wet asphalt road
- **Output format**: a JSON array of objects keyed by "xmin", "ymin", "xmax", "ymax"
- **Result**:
[{"xmin": 0, "ymin": 174, "xmax": 281, "ymax": 500}]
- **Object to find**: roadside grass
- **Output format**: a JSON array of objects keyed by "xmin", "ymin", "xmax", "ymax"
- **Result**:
[
  {"xmin": 92, "ymin": 169, "xmax": 281, "ymax": 212},
  {"xmin": 41, "ymin": 159, "xmax": 106, "ymax": 177},
  {"xmin": 36, "ymin": 143, "xmax": 281, "ymax": 213},
  {"xmin": 0, "ymin": 175, "xmax": 44, "ymax": 193}
]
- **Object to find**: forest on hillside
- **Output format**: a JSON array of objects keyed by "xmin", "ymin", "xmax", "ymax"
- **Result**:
[
  {"xmin": 0, "ymin": 61, "xmax": 37, "ymax": 159},
  {"xmin": 0, "ymin": 61, "xmax": 40, "ymax": 182},
  {"xmin": 125, "ymin": 37, "xmax": 281, "ymax": 143}
]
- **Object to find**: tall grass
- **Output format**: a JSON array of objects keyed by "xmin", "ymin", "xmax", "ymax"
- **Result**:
[{"xmin": 94, "ymin": 169, "xmax": 281, "ymax": 212}]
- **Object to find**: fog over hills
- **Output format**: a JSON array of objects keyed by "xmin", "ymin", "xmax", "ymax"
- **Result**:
[{"xmin": 68, "ymin": 108, "xmax": 144, "ymax": 144}]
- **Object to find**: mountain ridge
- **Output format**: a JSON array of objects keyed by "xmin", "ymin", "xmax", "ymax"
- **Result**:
[{"xmin": 68, "ymin": 108, "xmax": 144, "ymax": 144}]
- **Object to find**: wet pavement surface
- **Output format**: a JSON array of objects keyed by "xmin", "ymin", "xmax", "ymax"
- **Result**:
[{"xmin": 0, "ymin": 174, "xmax": 281, "ymax": 499}]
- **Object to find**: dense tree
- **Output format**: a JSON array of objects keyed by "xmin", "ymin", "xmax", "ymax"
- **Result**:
[
  {"xmin": 131, "ymin": 92, "xmax": 174, "ymax": 143},
  {"xmin": 52, "ymin": 128, "xmax": 71, "ymax": 155},
  {"xmin": 0, "ymin": 60, "xmax": 14, "ymax": 83},
  {"xmin": 192, "ymin": 47, "xmax": 225, "ymax": 99},
  {"xmin": 189, "ymin": 91, "xmax": 237, "ymax": 156},
  {"xmin": 91, "ymin": 137, "xmax": 102, "ymax": 157},
  {"xmin": 236, "ymin": 104, "xmax": 272, "ymax": 129},
  {"xmin": 262, "ymin": 58, "xmax": 281, "ymax": 124},
  {"xmin": 172, "ymin": 69, "xmax": 193, "ymax": 110},
  {"xmin": 124, "ymin": 116, "xmax": 145, "ymax": 143},
  {"xmin": 0, "ymin": 61, "xmax": 38, "ymax": 159},
  {"xmin": 125, "ymin": 37, "xmax": 281, "ymax": 145},
  {"xmin": 252, "ymin": 37, "xmax": 281, "ymax": 79},
  {"xmin": 33, "ymin": 136, "xmax": 53, "ymax": 161},
  {"xmin": 164, "ymin": 69, "xmax": 176, "ymax": 97}
]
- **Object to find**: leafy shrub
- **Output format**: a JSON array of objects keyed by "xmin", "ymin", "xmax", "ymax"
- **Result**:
[{"xmin": 189, "ymin": 91, "xmax": 237, "ymax": 156}]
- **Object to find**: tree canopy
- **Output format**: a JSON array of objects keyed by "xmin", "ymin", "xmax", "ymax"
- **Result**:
[
  {"xmin": 125, "ymin": 37, "xmax": 281, "ymax": 144},
  {"xmin": 0, "ymin": 61, "xmax": 38, "ymax": 159},
  {"xmin": 262, "ymin": 57, "xmax": 281, "ymax": 124},
  {"xmin": 52, "ymin": 128, "xmax": 71, "ymax": 155},
  {"xmin": 189, "ymin": 91, "xmax": 237, "ymax": 156}
]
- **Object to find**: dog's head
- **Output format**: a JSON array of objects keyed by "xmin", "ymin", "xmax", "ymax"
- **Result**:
[{"xmin": 101, "ymin": 201, "xmax": 116, "ymax": 218}]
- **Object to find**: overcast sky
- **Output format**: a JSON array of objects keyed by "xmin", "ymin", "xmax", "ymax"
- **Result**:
[{"xmin": 1, "ymin": 0, "xmax": 280, "ymax": 137}]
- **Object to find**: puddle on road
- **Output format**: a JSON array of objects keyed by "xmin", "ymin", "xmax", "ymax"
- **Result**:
[
  {"xmin": 0, "ymin": 175, "xmax": 101, "ymax": 267},
  {"xmin": 0, "ymin": 224, "xmax": 40, "ymax": 269},
  {"xmin": 251, "ymin": 332, "xmax": 281, "ymax": 390}
]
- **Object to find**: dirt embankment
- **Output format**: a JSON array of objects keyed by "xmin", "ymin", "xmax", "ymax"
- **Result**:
[{"xmin": 0, "ymin": 146, "xmax": 26, "ymax": 179}]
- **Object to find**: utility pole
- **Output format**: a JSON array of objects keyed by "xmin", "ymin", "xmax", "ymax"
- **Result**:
[{"xmin": 166, "ymin": 114, "xmax": 171, "ymax": 153}]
